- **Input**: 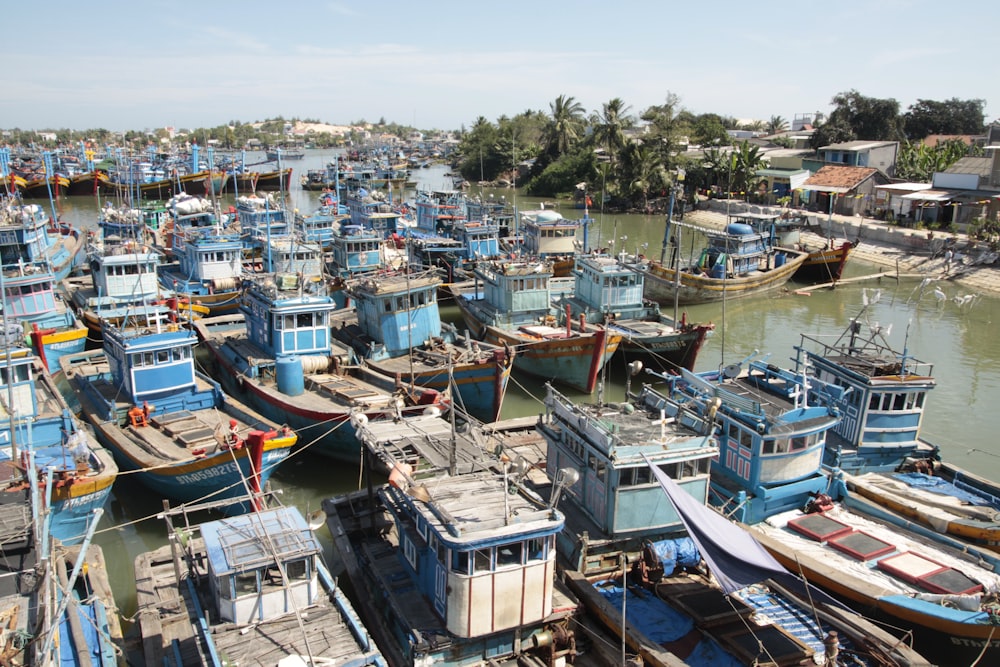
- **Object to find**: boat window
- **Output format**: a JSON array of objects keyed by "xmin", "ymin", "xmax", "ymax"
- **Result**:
[
  {"xmin": 473, "ymin": 548, "xmax": 492, "ymax": 573},
  {"xmin": 156, "ymin": 350, "xmax": 170, "ymax": 364},
  {"xmin": 659, "ymin": 463, "xmax": 680, "ymax": 479},
  {"xmin": 634, "ymin": 465, "xmax": 651, "ymax": 485},
  {"xmin": 384, "ymin": 298, "xmax": 392, "ymax": 313},
  {"xmin": 235, "ymin": 571, "xmax": 258, "ymax": 596},
  {"xmin": 728, "ymin": 423, "xmax": 739, "ymax": 441},
  {"xmin": 915, "ymin": 392, "xmax": 925, "ymax": 408},
  {"xmin": 219, "ymin": 575, "xmax": 233, "ymax": 600},
  {"xmin": 683, "ymin": 458, "xmax": 706, "ymax": 477},
  {"xmin": 452, "ymin": 550, "xmax": 470, "ymax": 575},
  {"xmin": 403, "ymin": 535, "xmax": 418, "ymax": 570},
  {"xmin": 175, "ymin": 346, "xmax": 191, "ymax": 360},
  {"xmin": 791, "ymin": 436, "xmax": 808, "ymax": 451},
  {"xmin": 740, "ymin": 428, "xmax": 753, "ymax": 448},
  {"xmin": 297, "ymin": 313, "xmax": 313, "ymax": 328},
  {"xmin": 893, "ymin": 394, "xmax": 906, "ymax": 410},
  {"xmin": 285, "ymin": 559, "xmax": 308, "ymax": 581},
  {"xmin": 496, "ymin": 543, "xmax": 522, "ymax": 568}
]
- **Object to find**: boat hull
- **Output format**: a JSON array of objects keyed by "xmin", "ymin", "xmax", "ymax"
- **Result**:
[{"xmin": 794, "ymin": 242, "xmax": 853, "ymax": 283}]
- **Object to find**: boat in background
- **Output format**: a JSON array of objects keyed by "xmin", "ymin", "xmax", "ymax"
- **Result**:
[
  {"xmin": 228, "ymin": 166, "xmax": 293, "ymax": 193},
  {"xmin": 134, "ymin": 497, "xmax": 386, "ymax": 667},
  {"xmin": 333, "ymin": 270, "xmax": 513, "ymax": 422},
  {"xmin": 0, "ymin": 197, "xmax": 84, "ymax": 281},
  {"xmin": 451, "ymin": 259, "xmax": 620, "ymax": 394},
  {"xmin": 61, "ymin": 310, "xmax": 296, "ymax": 512},
  {"xmin": 554, "ymin": 253, "xmax": 714, "ymax": 372},
  {"xmin": 158, "ymin": 221, "xmax": 243, "ymax": 315},
  {"xmin": 518, "ymin": 208, "xmax": 590, "ymax": 277},
  {"xmin": 637, "ymin": 217, "xmax": 808, "ymax": 305},
  {"xmin": 732, "ymin": 211, "xmax": 855, "ymax": 283}
]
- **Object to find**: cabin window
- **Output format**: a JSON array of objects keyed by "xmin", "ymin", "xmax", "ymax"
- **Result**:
[
  {"xmin": 915, "ymin": 392, "xmax": 925, "ymax": 408},
  {"xmin": 473, "ymin": 548, "xmax": 492, "ymax": 573},
  {"xmin": 234, "ymin": 571, "xmax": 258, "ymax": 596},
  {"xmin": 403, "ymin": 536, "xmax": 418, "ymax": 570},
  {"xmin": 893, "ymin": 394, "xmax": 906, "ymax": 410},
  {"xmin": 870, "ymin": 393, "xmax": 883, "ymax": 410},
  {"xmin": 791, "ymin": 435, "xmax": 808, "ymax": 451},
  {"xmin": 683, "ymin": 458, "xmax": 708, "ymax": 477},
  {"xmin": 156, "ymin": 350, "xmax": 170, "ymax": 364},
  {"xmin": 219, "ymin": 575, "xmax": 233, "ymax": 600},
  {"xmin": 740, "ymin": 428, "xmax": 753, "ymax": 449},
  {"xmin": 526, "ymin": 279, "xmax": 535, "ymax": 290},
  {"xmin": 659, "ymin": 462, "xmax": 680, "ymax": 479},
  {"xmin": 527, "ymin": 538, "xmax": 546, "ymax": 562},
  {"xmin": 496, "ymin": 543, "xmax": 522, "ymax": 568},
  {"xmin": 0, "ymin": 364, "xmax": 29, "ymax": 384},
  {"xmin": 297, "ymin": 313, "xmax": 314, "ymax": 328},
  {"xmin": 175, "ymin": 346, "xmax": 191, "ymax": 360},
  {"xmin": 384, "ymin": 298, "xmax": 392, "ymax": 313},
  {"xmin": 452, "ymin": 550, "xmax": 470, "ymax": 575},
  {"xmin": 728, "ymin": 423, "xmax": 739, "ymax": 441},
  {"xmin": 634, "ymin": 465, "xmax": 651, "ymax": 485},
  {"xmin": 284, "ymin": 559, "xmax": 308, "ymax": 581}
]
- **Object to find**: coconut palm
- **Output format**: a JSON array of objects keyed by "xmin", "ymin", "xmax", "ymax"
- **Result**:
[
  {"xmin": 545, "ymin": 94, "xmax": 586, "ymax": 157},
  {"xmin": 621, "ymin": 143, "xmax": 667, "ymax": 211},
  {"xmin": 592, "ymin": 98, "xmax": 634, "ymax": 169},
  {"xmin": 767, "ymin": 115, "xmax": 789, "ymax": 134}
]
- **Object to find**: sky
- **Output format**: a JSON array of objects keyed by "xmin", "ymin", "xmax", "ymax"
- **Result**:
[{"xmin": 2, "ymin": 0, "xmax": 996, "ymax": 133}]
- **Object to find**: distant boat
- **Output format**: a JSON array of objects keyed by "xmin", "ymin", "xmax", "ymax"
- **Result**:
[
  {"xmin": 61, "ymin": 311, "xmax": 296, "ymax": 511},
  {"xmin": 733, "ymin": 211, "xmax": 855, "ymax": 283},
  {"xmin": 333, "ymin": 270, "xmax": 513, "ymax": 422},
  {"xmin": 517, "ymin": 208, "xmax": 590, "ymax": 277},
  {"xmin": 266, "ymin": 149, "xmax": 305, "ymax": 161},
  {"xmin": 553, "ymin": 253, "xmax": 714, "ymax": 372},
  {"xmin": 637, "ymin": 217, "xmax": 808, "ymax": 305},
  {"xmin": 450, "ymin": 259, "xmax": 621, "ymax": 394}
]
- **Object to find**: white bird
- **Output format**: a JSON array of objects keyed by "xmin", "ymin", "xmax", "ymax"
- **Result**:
[{"xmin": 932, "ymin": 287, "xmax": 947, "ymax": 303}]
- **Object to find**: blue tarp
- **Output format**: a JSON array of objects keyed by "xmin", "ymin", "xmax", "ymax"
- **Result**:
[
  {"xmin": 647, "ymin": 537, "xmax": 700, "ymax": 573},
  {"xmin": 594, "ymin": 581, "xmax": 742, "ymax": 667},
  {"xmin": 894, "ymin": 472, "xmax": 995, "ymax": 507}
]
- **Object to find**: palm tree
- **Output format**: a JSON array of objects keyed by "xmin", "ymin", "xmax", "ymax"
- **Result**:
[
  {"xmin": 545, "ymin": 94, "xmax": 586, "ymax": 157},
  {"xmin": 622, "ymin": 143, "xmax": 667, "ymax": 211},
  {"xmin": 767, "ymin": 115, "xmax": 789, "ymax": 135},
  {"xmin": 592, "ymin": 98, "xmax": 634, "ymax": 169}
]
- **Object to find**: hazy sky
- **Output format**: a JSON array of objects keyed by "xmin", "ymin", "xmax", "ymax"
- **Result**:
[{"xmin": 3, "ymin": 0, "xmax": 995, "ymax": 132}]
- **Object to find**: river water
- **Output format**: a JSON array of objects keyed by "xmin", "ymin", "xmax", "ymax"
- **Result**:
[{"xmin": 50, "ymin": 150, "xmax": 1000, "ymax": 622}]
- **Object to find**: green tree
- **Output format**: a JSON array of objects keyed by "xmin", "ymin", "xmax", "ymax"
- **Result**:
[
  {"xmin": 640, "ymin": 92, "xmax": 684, "ymax": 170},
  {"xmin": 767, "ymin": 115, "xmax": 788, "ymax": 134},
  {"xmin": 825, "ymin": 90, "xmax": 902, "ymax": 141},
  {"xmin": 591, "ymin": 97, "xmax": 633, "ymax": 169},
  {"xmin": 544, "ymin": 94, "xmax": 586, "ymax": 158},
  {"xmin": 620, "ymin": 142, "xmax": 667, "ymax": 210},
  {"xmin": 809, "ymin": 118, "xmax": 856, "ymax": 149},
  {"xmin": 895, "ymin": 138, "xmax": 978, "ymax": 181},
  {"xmin": 690, "ymin": 113, "xmax": 731, "ymax": 147},
  {"xmin": 903, "ymin": 98, "xmax": 986, "ymax": 139}
]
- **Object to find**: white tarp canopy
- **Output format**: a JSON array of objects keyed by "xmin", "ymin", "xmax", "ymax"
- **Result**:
[
  {"xmin": 901, "ymin": 189, "xmax": 953, "ymax": 202},
  {"xmin": 798, "ymin": 183, "xmax": 850, "ymax": 194}
]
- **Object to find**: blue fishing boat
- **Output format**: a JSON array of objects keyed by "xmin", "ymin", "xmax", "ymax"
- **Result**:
[
  {"xmin": 96, "ymin": 199, "xmax": 169, "ymax": 247},
  {"xmin": 333, "ymin": 270, "xmax": 513, "ymax": 422},
  {"xmin": 2, "ymin": 259, "xmax": 88, "ymax": 373},
  {"xmin": 465, "ymin": 193, "xmax": 515, "ymax": 237},
  {"xmin": 134, "ymin": 498, "xmax": 386, "ymax": 667},
  {"xmin": 554, "ymin": 253, "xmax": 714, "ymax": 372},
  {"xmin": 292, "ymin": 190, "xmax": 344, "ymax": 249},
  {"xmin": 60, "ymin": 310, "xmax": 296, "ymax": 512},
  {"xmin": 327, "ymin": 224, "xmax": 385, "ymax": 279},
  {"xmin": 0, "ymin": 347, "xmax": 117, "ymax": 545},
  {"xmin": 537, "ymin": 379, "xmax": 930, "ymax": 667},
  {"xmin": 193, "ymin": 273, "xmax": 447, "ymax": 461},
  {"xmin": 792, "ymin": 302, "xmax": 937, "ymax": 474},
  {"xmin": 323, "ymin": 415, "xmax": 581, "ymax": 667},
  {"xmin": 347, "ymin": 191, "xmax": 406, "ymax": 240},
  {"xmin": 656, "ymin": 344, "xmax": 995, "ymax": 665},
  {"xmin": 450, "ymin": 259, "xmax": 621, "ymax": 394},
  {"xmin": 161, "ymin": 193, "xmax": 224, "ymax": 259},
  {"xmin": 158, "ymin": 223, "xmax": 244, "ymax": 315},
  {"xmin": 413, "ymin": 187, "xmax": 465, "ymax": 235},
  {"xmin": 235, "ymin": 193, "xmax": 288, "ymax": 242}
]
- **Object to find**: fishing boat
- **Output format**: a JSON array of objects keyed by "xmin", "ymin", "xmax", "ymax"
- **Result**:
[
  {"xmin": 412, "ymin": 187, "xmax": 466, "ymax": 236},
  {"xmin": 235, "ymin": 193, "xmax": 288, "ymax": 240},
  {"xmin": 133, "ymin": 496, "xmax": 385, "ymax": 667},
  {"xmin": 518, "ymin": 208, "xmax": 589, "ymax": 277},
  {"xmin": 450, "ymin": 259, "xmax": 620, "ymax": 394},
  {"xmin": 60, "ymin": 310, "xmax": 296, "ymax": 511},
  {"xmin": 346, "ymin": 191, "xmax": 406, "ymax": 239},
  {"xmin": 0, "ymin": 346, "xmax": 117, "ymax": 545},
  {"xmin": 292, "ymin": 190, "xmax": 344, "ymax": 250},
  {"xmin": 50, "ymin": 540, "xmax": 126, "ymax": 665},
  {"xmin": 96, "ymin": 199, "xmax": 170, "ymax": 247},
  {"xmin": 2, "ymin": 259, "xmax": 88, "ymax": 373},
  {"xmin": 193, "ymin": 272, "xmax": 446, "ymax": 461},
  {"xmin": 322, "ymin": 415, "xmax": 582, "ymax": 667},
  {"xmin": 158, "ymin": 223, "xmax": 244, "ymax": 315},
  {"xmin": 730, "ymin": 211, "xmax": 855, "ymax": 283},
  {"xmin": 656, "ymin": 343, "xmax": 997, "ymax": 665},
  {"xmin": 0, "ymin": 197, "xmax": 85, "ymax": 281},
  {"xmin": 636, "ymin": 217, "xmax": 808, "ymax": 305},
  {"xmin": 794, "ymin": 301, "xmax": 937, "ymax": 474},
  {"xmin": 535, "ymin": 379, "xmax": 927, "ymax": 666},
  {"xmin": 228, "ymin": 167, "xmax": 293, "ymax": 193},
  {"xmin": 332, "ymin": 270, "xmax": 513, "ymax": 422},
  {"xmin": 553, "ymin": 253, "xmax": 714, "ymax": 372},
  {"xmin": 327, "ymin": 223, "xmax": 386, "ymax": 279}
]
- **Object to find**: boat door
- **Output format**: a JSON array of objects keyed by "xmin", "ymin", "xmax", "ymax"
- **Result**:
[
  {"xmin": 434, "ymin": 560, "xmax": 447, "ymax": 617},
  {"xmin": 582, "ymin": 453, "xmax": 608, "ymax": 524}
]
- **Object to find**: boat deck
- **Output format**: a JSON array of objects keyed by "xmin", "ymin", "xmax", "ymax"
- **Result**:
[{"xmin": 134, "ymin": 538, "xmax": 377, "ymax": 667}]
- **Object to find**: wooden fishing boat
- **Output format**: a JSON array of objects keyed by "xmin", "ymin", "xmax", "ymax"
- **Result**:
[
  {"xmin": 61, "ymin": 311, "xmax": 296, "ymax": 511},
  {"xmin": 554, "ymin": 253, "xmax": 714, "ymax": 372},
  {"xmin": 227, "ymin": 167, "xmax": 292, "ymax": 193},
  {"xmin": 158, "ymin": 223, "xmax": 243, "ymax": 316},
  {"xmin": 134, "ymin": 498, "xmax": 386, "ymax": 667},
  {"xmin": 729, "ymin": 211, "xmax": 855, "ymax": 283},
  {"xmin": 0, "ymin": 197, "xmax": 85, "ymax": 281},
  {"xmin": 193, "ymin": 273, "xmax": 446, "ymax": 462},
  {"xmin": 332, "ymin": 270, "xmax": 513, "ymax": 422},
  {"xmin": 637, "ymin": 218, "xmax": 808, "ymax": 305},
  {"xmin": 519, "ymin": 208, "xmax": 589, "ymax": 277},
  {"xmin": 0, "ymin": 348, "xmax": 117, "ymax": 545},
  {"xmin": 450, "ymin": 259, "xmax": 620, "ymax": 394}
]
